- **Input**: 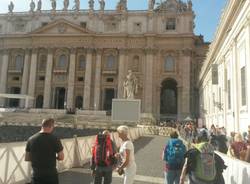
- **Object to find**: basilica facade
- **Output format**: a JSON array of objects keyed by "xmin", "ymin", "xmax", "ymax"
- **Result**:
[{"xmin": 0, "ymin": 0, "xmax": 207, "ymax": 121}]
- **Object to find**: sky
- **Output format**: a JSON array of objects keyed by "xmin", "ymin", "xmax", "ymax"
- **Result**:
[{"xmin": 0, "ymin": 0, "xmax": 228, "ymax": 42}]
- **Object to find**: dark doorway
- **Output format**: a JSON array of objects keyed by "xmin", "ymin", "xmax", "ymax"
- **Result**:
[
  {"xmin": 55, "ymin": 87, "xmax": 66, "ymax": 109},
  {"xmin": 103, "ymin": 88, "xmax": 115, "ymax": 111},
  {"xmin": 160, "ymin": 79, "xmax": 177, "ymax": 118},
  {"xmin": 75, "ymin": 96, "xmax": 83, "ymax": 109},
  {"xmin": 36, "ymin": 95, "xmax": 43, "ymax": 108},
  {"xmin": 8, "ymin": 87, "xmax": 21, "ymax": 107}
]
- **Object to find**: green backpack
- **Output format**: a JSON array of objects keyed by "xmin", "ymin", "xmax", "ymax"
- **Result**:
[{"xmin": 194, "ymin": 142, "xmax": 217, "ymax": 182}]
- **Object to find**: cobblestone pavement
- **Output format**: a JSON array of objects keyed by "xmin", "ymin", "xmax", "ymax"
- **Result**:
[{"xmin": 59, "ymin": 135, "xmax": 168, "ymax": 184}]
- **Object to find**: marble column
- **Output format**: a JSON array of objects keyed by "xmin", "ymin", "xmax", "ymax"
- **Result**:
[
  {"xmin": 83, "ymin": 48, "xmax": 93, "ymax": 110},
  {"xmin": 27, "ymin": 49, "xmax": 38, "ymax": 108},
  {"xmin": 43, "ymin": 49, "xmax": 53, "ymax": 109},
  {"xmin": 0, "ymin": 50, "xmax": 9, "ymax": 107},
  {"xmin": 177, "ymin": 86, "xmax": 183, "ymax": 120},
  {"xmin": 20, "ymin": 49, "xmax": 30, "ymax": 108},
  {"xmin": 181, "ymin": 53, "xmax": 191, "ymax": 117},
  {"xmin": 94, "ymin": 49, "xmax": 102, "ymax": 110},
  {"xmin": 117, "ymin": 49, "xmax": 126, "ymax": 98},
  {"xmin": 144, "ymin": 48, "xmax": 154, "ymax": 113},
  {"xmin": 67, "ymin": 48, "xmax": 76, "ymax": 109}
]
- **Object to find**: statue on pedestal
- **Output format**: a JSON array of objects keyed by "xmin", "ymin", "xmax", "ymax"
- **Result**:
[
  {"xmin": 73, "ymin": 0, "xmax": 80, "ymax": 11},
  {"xmin": 30, "ymin": 0, "xmax": 36, "ymax": 12},
  {"xmin": 51, "ymin": 0, "xmax": 56, "ymax": 11},
  {"xmin": 148, "ymin": 0, "xmax": 155, "ymax": 10},
  {"xmin": 99, "ymin": 0, "xmax": 105, "ymax": 11},
  {"xmin": 63, "ymin": 0, "xmax": 69, "ymax": 11},
  {"xmin": 116, "ymin": 0, "xmax": 127, "ymax": 11},
  {"xmin": 37, "ymin": 0, "xmax": 42, "ymax": 12},
  {"xmin": 123, "ymin": 70, "xmax": 138, "ymax": 99},
  {"xmin": 88, "ymin": 0, "xmax": 94, "ymax": 11},
  {"xmin": 8, "ymin": 1, "xmax": 14, "ymax": 13},
  {"xmin": 187, "ymin": 0, "xmax": 192, "ymax": 11}
]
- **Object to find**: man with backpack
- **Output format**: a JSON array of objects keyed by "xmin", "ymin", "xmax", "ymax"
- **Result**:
[
  {"xmin": 163, "ymin": 131, "xmax": 186, "ymax": 184},
  {"xmin": 91, "ymin": 130, "xmax": 117, "ymax": 184},
  {"xmin": 179, "ymin": 130, "xmax": 227, "ymax": 184}
]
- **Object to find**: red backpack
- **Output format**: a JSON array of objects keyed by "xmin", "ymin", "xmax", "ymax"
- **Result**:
[{"xmin": 92, "ymin": 134, "xmax": 114, "ymax": 166}]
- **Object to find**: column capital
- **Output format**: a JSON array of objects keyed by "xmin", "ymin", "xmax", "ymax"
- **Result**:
[
  {"xmin": 70, "ymin": 48, "xmax": 77, "ymax": 54},
  {"xmin": 144, "ymin": 47, "xmax": 157, "ymax": 55},
  {"xmin": 119, "ymin": 48, "xmax": 128, "ymax": 55},
  {"xmin": 2, "ymin": 49, "xmax": 10, "ymax": 55},
  {"xmin": 95, "ymin": 48, "xmax": 103, "ymax": 55},
  {"xmin": 86, "ymin": 48, "xmax": 94, "ymax": 54}
]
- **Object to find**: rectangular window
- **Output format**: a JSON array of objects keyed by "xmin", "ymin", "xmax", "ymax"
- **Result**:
[
  {"xmin": 241, "ymin": 66, "xmax": 246, "ymax": 106},
  {"xmin": 42, "ymin": 22, "xmax": 48, "ymax": 27},
  {"xmin": 12, "ymin": 76, "xmax": 19, "ymax": 81},
  {"xmin": 166, "ymin": 18, "xmax": 176, "ymax": 30},
  {"xmin": 227, "ymin": 80, "xmax": 231, "ymax": 109},
  {"xmin": 78, "ymin": 77, "xmax": 84, "ymax": 81},
  {"xmin": 80, "ymin": 22, "xmax": 87, "ymax": 28},
  {"xmin": 39, "ymin": 76, "xmax": 45, "ymax": 81},
  {"xmin": 0, "ymin": 25, "xmax": 2, "ymax": 33}
]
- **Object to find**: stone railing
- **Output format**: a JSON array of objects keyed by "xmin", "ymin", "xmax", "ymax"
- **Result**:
[
  {"xmin": 138, "ymin": 125, "xmax": 176, "ymax": 137},
  {"xmin": 0, "ymin": 127, "xmax": 145, "ymax": 184}
]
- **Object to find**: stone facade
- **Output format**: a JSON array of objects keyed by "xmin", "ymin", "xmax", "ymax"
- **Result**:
[
  {"xmin": 0, "ymin": 0, "xmax": 207, "ymax": 121},
  {"xmin": 199, "ymin": 0, "xmax": 250, "ymax": 133}
]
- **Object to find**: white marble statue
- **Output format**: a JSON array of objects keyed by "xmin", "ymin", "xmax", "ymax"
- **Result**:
[
  {"xmin": 148, "ymin": 0, "xmax": 155, "ymax": 10},
  {"xmin": 73, "ymin": 0, "xmax": 80, "ymax": 11},
  {"xmin": 30, "ymin": 0, "xmax": 36, "ymax": 12},
  {"xmin": 37, "ymin": 0, "xmax": 42, "ymax": 11},
  {"xmin": 51, "ymin": 0, "xmax": 56, "ymax": 11},
  {"xmin": 99, "ymin": 0, "xmax": 105, "ymax": 11},
  {"xmin": 63, "ymin": 0, "xmax": 69, "ymax": 10},
  {"xmin": 8, "ymin": 1, "xmax": 14, "ymax": 13},
  {"xmin": 88, "ymin": 0, "xmax": 94, "ymax": 10},
  {"xmin": 123, "ymin": 70, "xmax": 138, "ymax": 99}
]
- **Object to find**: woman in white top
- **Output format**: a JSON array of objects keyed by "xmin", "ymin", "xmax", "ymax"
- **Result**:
[{"xmin": 116, "ymin": 125, "xmax": 136, "ymax": 184}]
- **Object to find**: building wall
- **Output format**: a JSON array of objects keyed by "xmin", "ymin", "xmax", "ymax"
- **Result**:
[
  {"xmin": 199, "ymin": 0, "xmax": 250, "ymax": 133},
  {"xmin": 0, "ymin": 0, "xmax": 207, "ymax": 120}
]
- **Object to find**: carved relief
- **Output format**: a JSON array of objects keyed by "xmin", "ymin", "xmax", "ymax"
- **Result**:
[{"xmin": 57, "ymin": 23, "xmax": 67, "ymax": 33}]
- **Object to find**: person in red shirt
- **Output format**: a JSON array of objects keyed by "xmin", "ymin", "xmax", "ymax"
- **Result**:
[{"xmin": 229, "ymin": 133, "xmax": 247, "ymax": 160}]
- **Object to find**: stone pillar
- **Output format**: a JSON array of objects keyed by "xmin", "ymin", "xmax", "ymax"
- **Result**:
[
  {"xmin": 177, "ymin": 86, "xmax": 183, "ymax": 120},
  {"xmin": 83, "ymin": 48, "xmax": 93, "ymax": 110},
  {"xmin": 94, "ymin": 49, "xmax": 102, "ymax": 110},
  {"xmin": 67, "ymin": 48, "xmax": 76, "ymax": 110},
  {"xmin": 20, "ymin": 49, "xmax": 30, "ymax": 108},
  {"xmin": 144, "ymin": 48, "xmax": 154, "ymax": 113},
  {"xmin": 0, "ymin": 50, "xmax": 9, "ymax": 107},
  {"xmin": 117, "ymin": 49, "xmax": 126, "ymax": 98},
  {"xmin": 27, "ymin": 49, "xmax": 38, "ymax": 108},
  {"xmin": 43, "ymin": 49, "xmax": 53, "ymax": 109},
  {"xmin": 181, "ymin": 51, "xmax": 191, "ymax": 118}
]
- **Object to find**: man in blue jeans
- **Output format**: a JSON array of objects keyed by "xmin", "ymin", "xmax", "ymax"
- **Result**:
[{"xmin": 163, "ymin": 131, "xmax": 186, "ymax": 184}]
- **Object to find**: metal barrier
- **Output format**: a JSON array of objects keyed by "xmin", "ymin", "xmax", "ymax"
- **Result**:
[{"xmin": 0, "ymin": 127, "xmax": 146, "ymax": 184}]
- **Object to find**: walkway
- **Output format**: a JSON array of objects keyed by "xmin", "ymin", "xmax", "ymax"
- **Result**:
[{"xmin": 59, "ymin": 135, "xmax": 168, "ymax": 184}]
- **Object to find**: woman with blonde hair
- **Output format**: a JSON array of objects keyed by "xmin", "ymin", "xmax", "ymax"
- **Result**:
[
  {"xmin": 228, "ymin": 133, "xmax": 247, "ymax": 160},
  {"xmin": 116, "ymin": 125, "xmax": 136, "ymax": 184}
]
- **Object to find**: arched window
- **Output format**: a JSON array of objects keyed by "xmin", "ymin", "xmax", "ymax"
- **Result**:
[
  {"xmin": 58, "ymin": 54, "xmax": 67, "ymax": 69},
  {"xmin": 38, "ymin": 55, "xmax": 47, "ymax": 71},
  {"xmin": 106, "ymin": 55, "xmax": 115, "ymax": 69},
  {"xmin": 78, "ymin": 55, "xmax": 86, "ymax": 70},
  {"xmin": 164, "ymin": 56, "xmax": 175, "ymax": 72},
  {"xmin": 132, "ymin": 55, "xmax": 140, "ymax": 71},
  {"xmin": 15, "ymin": 55, "xmax": 24, "ymax": 71}
]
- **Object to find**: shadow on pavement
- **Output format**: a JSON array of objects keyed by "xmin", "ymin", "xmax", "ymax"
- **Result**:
[
  {"xmin": 133, "ymin": 136, "xmax": 154, "ymax": 153},
  {"xmin": 59, "ymin": 171, "xmax": 93, "ymax": 184}
]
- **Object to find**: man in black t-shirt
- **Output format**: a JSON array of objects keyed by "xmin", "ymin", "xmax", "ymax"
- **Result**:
[{"xmin": 25, "ymin": 118, "xmax": 64, "ymax": 184}]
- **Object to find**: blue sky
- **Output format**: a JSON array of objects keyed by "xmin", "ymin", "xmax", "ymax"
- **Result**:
[{"xmin": 0, "ymin": 0, "xmax": 227, "ymax": 42}]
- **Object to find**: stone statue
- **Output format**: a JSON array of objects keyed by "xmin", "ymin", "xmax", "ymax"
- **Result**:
[
  {"xmin": 37, "ymin": 0, "xmax": 42, "ymax": 11},
  {"xmin": 116, "ymin": 0, "xmax": 127, "ymax": 11},
  {"xmin": 123, "ymin": 70, "xmax": 138, "ymax": 99},
  {"xmin": 72, "ymin": 0, "xmax": 80, "ymax": 11},
  {"xmin": 51, "ymin": 0, "xmax": 56, "ymax": 11},
  {"xmin": 187, "ymin": 0, "xmax": 192, "ymax": 11},
  {"xmin": 8, "ymin": 1, "xmax": 14, "ymax": 13},
  {"xmin": 88, "ymin": 0, "xmax": 94, "ymax": 10},
  {"xmin": 63, "ymin": 0, "xmax": 69, "ymax": 11},
  {"xmin": 148, "ymin": 0, "xmax": 155, "ymax": 10},
  {"xmin": 30, "ymin": 0, "xmax": 36, "ymax": 12},
  {"xmin": 99, "ymin": 0, "xmax": 105, "ymax": 11}
]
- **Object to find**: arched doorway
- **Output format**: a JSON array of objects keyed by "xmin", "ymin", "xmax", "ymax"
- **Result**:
[
  {"xmin": 36, "ymin": 95, "xmax": 43, "ymax": 108},
  {"xmin": 54, "ymin": 87, "xmax": 66, "ymax": 109},
  {"xmin": 160, "ymin": 78, "xmax": 177, "ymax": 120},
  {"xmin": 103, "ymin": 88, "xmax": 115, "ymax": 112},
  {"xmin": 75, "ymin": 96, "xmax": 83, "ymax": 109}
]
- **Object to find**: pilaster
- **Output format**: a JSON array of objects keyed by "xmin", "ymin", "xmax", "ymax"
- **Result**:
[
  {"xmin": 0, "ymin": 49, "xmax": 9, "ymax": 107},
  {"xmin": 94, "ymin": 49, "xmax": 102, "ymax": 110},
  {"xmin": 117, "ymin": 49, "xmax": 127, "ymax": 98},
  {"xmin": 67, "ymin": 48, "xmax": 76, "ymax": 109}
]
